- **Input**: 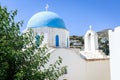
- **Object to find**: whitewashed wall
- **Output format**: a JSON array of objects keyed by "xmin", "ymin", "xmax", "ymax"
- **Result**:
[
  {"xmin": 109, "ymin": 26, "xmax": 120, "ymax": 80},
  {"xmin": 49, "ymin": 48, "xmax": 110, "ymax": 80},
  {"xmin": 49, "ymin": 48, "xmax": 86, "ymax": 80},
  {"xmin": 84, "ymin": 30, "xmax": 98, "ymax": 52},
  {"xmin": 32, "ymin": 27, "xmax": 69, "ymax": 48},
  {"xmin": 85, "ymin": 60, "xmax": 110, "ymax": 80}
]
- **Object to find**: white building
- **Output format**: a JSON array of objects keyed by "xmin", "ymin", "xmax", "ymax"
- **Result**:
[
  {"xmin": 109, "ymin": 26, "xmax": 120, "ymax": 80},
  {"xmin": 26, "ymin": 6, "xmax": 110, "ymax": 80},
  {"xmin": 27, "ymin": 11, "xmax": 69, "ymax": 48}
]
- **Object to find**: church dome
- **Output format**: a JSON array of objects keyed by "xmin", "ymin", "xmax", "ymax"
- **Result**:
[{"xmin": 27, "ymin": 11, "xmax": 66, "ymax": 29}]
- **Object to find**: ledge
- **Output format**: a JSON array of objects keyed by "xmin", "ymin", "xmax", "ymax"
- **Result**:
[{"xmin": 80, "ymin": 51, "xmax": 110, "ymax": 61}]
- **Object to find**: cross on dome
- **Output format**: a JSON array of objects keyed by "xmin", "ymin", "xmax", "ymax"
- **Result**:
[
  {"xmin": 89, "ymin": 25, "xmax": 92, "ymax": 30},
  {"xmin": 45, "ymin": 4, "xmax": 49, "ymax": 11}
]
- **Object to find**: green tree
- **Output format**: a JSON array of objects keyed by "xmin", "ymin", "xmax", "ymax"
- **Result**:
[
  {"xmin": 98, "ymin": 37, "xmax": 109, "ymax": 55},
  {"xmin": 0, "ymin": 5, "xmax": 65, "ymax": 80},
  {"xmin": 78, "ymin": 36, "xmax": 84, "ymax": 45}
]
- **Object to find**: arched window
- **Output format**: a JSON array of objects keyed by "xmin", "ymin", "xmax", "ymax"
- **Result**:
[
  {"xmin": 55, "ymin": 35, "xmax": 59, "ymax": 47},
  {"xmin": 35, "ymin": 34, "xmax": 40, "ymax": 47}
]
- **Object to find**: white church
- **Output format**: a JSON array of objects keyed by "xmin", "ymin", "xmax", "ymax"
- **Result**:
[
  {"xmin": 27, "ymin": 6, "xmax": 69, "ymax": 48},
  {"xmin": 26, "ymin": 5, "xmax": 112, "ymax": 80}
]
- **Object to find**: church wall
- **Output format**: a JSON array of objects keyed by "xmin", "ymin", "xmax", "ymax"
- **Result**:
[
  {"xmin": 32, "ymin": 27, "xmax": 49, "ymax": 46},
  {"xmin": 50, "ymin": 28, "xmax": 69, "ymax": 48},
  {"xmin": 32, "ymin": 27, "xmax": 69, "ymax": 48},
  {"xmin": 49, "ymin": 48, "xmax": 86, "ymax": 80},
  {"xmin": 86, "ymin": 60, "xmax": 110, "ymax": 80},
  {"xmin": 49, "ymin": 48, "xmax": 110, "ymax": 80},
  {"xmin": 109, "ymin": 26, "xmax": 120, "ymax": 80}
]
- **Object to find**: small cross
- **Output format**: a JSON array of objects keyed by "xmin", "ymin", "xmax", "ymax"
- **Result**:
[
  {"xmin": 89, "ymin": 25, "xmax": 92, "ymax": 30},
  {"xmin": 45, "ymin": 4, "xmax": 49, "ymax": 11}
]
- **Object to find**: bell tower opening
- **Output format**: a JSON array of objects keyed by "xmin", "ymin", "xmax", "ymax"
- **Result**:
[{"xmin": 88, "ymin": 33, "xmax": 91, "ymax": 51}]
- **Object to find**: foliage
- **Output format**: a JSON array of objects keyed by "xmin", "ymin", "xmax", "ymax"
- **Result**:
[
  {"xmin": 78, "ymin": 36, "xmax": 84, "ymax": 44},
  {"xmin": 70, "ymin": 36, "xmax": 84, "ymax": 49},
  {"xmin": 70, "ymin": 36, "xmax": 84, "ymax": 44},
  {"xmin": 98, "ymin": 37, "xmax": 109, "ymax": 55},
  {"xmin": 0, "ymin": 5, "xmax": 65, "ymax": 80}
]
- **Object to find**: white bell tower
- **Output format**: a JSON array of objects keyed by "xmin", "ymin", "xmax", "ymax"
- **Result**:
[{"xmin": 84, "ymin": 25, "xmax": 98, "ymax": 52}]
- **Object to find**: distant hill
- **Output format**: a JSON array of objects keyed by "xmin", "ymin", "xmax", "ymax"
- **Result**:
[{"xmin": 97, "ymin": 29, "xmax": 110, "ymax": 39}]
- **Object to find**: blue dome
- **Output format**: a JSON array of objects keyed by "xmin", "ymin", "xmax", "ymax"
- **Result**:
[{"xmin": 27, "ymin": 11, "xmax": 66, "ymax": 29}]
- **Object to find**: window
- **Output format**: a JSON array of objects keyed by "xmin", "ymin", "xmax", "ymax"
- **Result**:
[{"xmin": 35, "ymin": 34, "xmax": 40, "ymax": 47}]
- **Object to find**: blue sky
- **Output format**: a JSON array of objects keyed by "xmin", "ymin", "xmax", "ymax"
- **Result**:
[{"xmin": 1, "ymin": 0, "xmax": 120, "ymax": 36}]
